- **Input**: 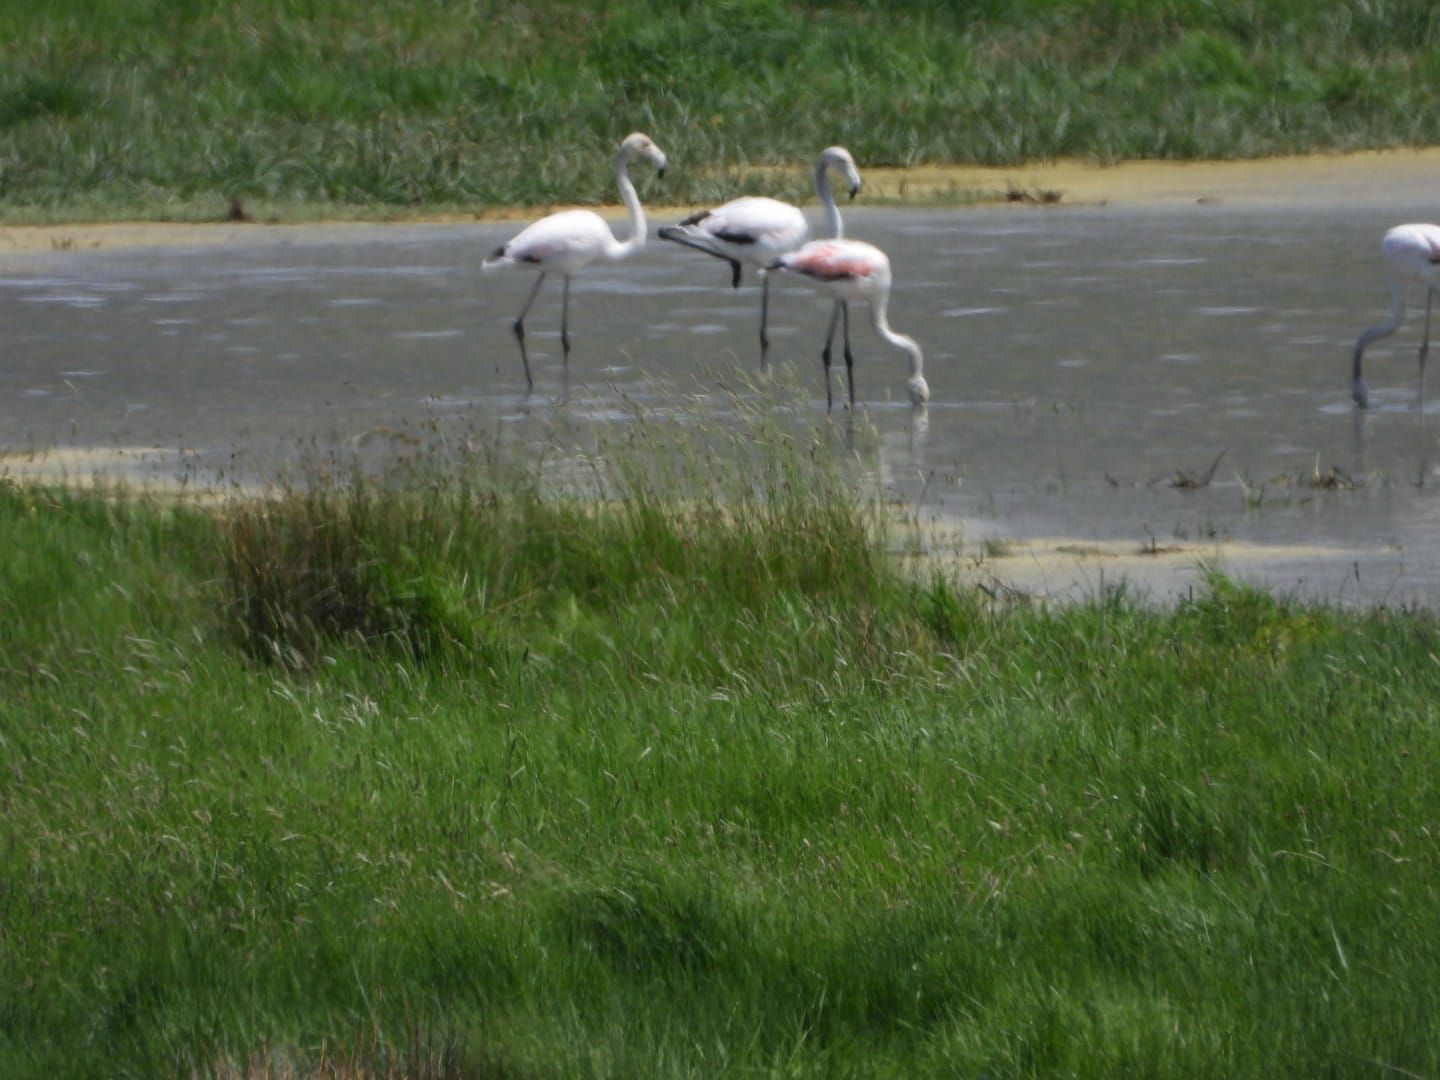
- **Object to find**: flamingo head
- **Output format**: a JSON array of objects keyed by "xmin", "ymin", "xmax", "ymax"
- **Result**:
[
  {"xmin": 819, "ymin": 146, "xmax": 862, "ymax": 200},
  {"xmin": 621, "ymin": 132, "xmax": 668, "ymax": 178},
  {"xmin": 907, "ymin": 373, "xmax": 931, "ymax": 406}
]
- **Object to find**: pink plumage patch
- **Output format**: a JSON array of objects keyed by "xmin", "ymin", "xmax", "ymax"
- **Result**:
[{"xmin": 793, "ymin": 245, "xmax": 873, "ymax": 280}]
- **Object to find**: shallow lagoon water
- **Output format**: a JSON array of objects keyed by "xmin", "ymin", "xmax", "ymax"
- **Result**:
[{"xmin": 4, "ymin": 202, "xmax": 1440, "ymax": 605}]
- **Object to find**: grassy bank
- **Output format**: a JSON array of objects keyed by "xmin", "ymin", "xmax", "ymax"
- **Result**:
[
  {"xmin": 2, "ymin": 1, "xmax": 1439, "ymax": 220},
  {"xmin": 2, "ymin": 414, "xmax": 1440, "ymax": 1076}
]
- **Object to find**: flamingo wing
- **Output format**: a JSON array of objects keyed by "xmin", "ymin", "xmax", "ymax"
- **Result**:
[
  {"xmin": 1422, "ymin": 229, "xmax": 1440, "ymax": 264},
  {"xmin": 494, "ymin": 209, "xmax": 613, "ymax": 270},
  {"xmin": 701, "ymin": 197, "xmax": 808, "ymax": 251}
]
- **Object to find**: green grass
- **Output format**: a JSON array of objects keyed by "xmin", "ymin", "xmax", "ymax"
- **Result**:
[
  {"xmin": 3, "ymin": 411, "xmax": 1440, "ymax": 1076},
  {"xmin": 2, "ymin": 0, "xmax": 1440, "ymax": 219}
]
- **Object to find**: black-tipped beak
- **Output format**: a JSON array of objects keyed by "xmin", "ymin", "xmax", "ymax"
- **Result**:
[
  {"xmin": 848, "ymin": 185, "xmax": 859, "ymax": 201},
  {"xmin": 657, "ymin": 165, "xmax": 667, "ymax": 179}
]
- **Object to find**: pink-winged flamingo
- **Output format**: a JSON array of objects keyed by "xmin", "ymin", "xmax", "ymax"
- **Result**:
[
  {"xmin": 658, "ymin": 146, "xmax": 862, "ymax": 362},
  {"xmin": 769, "ymin": 239, "xmax": 929, "ymax": 410},
  {"xmin": 1352, "ymin": 223, "xmax": 1440, "ymax": 408},
  {"xmin": 483, "ymin": 132, "xmax": 668, "ymax": 388}
]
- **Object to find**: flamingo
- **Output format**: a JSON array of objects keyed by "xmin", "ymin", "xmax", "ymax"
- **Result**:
[
  {"xmin": 658, "ymin": 146, "xmax": 862, "ymax": 362},
  {"xmin": 1351, "ymin": 223, "xmax": 1440, "ymax": 408},
  {"xmin": 483, "ymin": 132, "xmax": 668, "ymax": 388},
  {"xmin": 769, "ymin": 239, "xmax": 929, "ymax": 410}
]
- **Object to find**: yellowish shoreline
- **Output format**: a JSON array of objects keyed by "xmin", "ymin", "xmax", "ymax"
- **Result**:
[{"xmin": 3, "ymin": 148, "xmax": 1438, "ymax": 257}]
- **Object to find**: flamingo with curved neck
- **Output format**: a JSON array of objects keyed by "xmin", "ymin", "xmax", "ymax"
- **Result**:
[
  {"xmin": 658, "ymin": 146, "xmax": 861, "ymax": 362},
  {"xmin": 484, "ymin": 132, "xmax": 667, "ymax": 388},
  {"xmin": 770, "ymin": 238, "xmax": 929, "ymax": 409},
  {"xmin": 1352, "ymin": 223, "xmax": 1440, "ymax": 407}
]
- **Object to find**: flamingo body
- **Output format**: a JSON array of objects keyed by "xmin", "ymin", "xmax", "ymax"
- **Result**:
[
  {"xmin": 783, "ymin": 242, "xmax": 883, "ymax": 288},
  {"xmin": 772, "ymin": 239, "xmax": 929, "ymax": 408},
  {"xmin": 660, "ymin": 147, "xmax": 861, "ymax": 359},
  {"xmin": 489, "ymin": 209, "xmax": 630, "ymax": 274},
  {"xmin": 1352, "ymin": 222, "xmax": 1440, "ymax": 407},
  {"xmin": 667, "ymin": 197, "xmax": 808, "ymax": 285},
  {"xmin": 483, "ymin": 132, "xmax": 667, "ymax": 387}
]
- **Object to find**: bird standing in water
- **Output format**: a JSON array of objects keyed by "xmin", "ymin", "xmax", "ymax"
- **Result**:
[
  {"xmin": 483, "ymin": 133, "xmax": 668, "ymax": 388},
  {"xmin": 770, "ymin": 238, "xmax": 929, "ymax": 409},
  {"xmin": 659, "ymin": 146, "xmax": 862, "ymax": 363},
  {"xmin": 1351, "ymin": 223, "xmax": 1440, "ymax": 408}
]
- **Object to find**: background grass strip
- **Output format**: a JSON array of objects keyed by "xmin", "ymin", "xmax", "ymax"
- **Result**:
[{"xmin": 3, "ymin": 0, "xmax": 1440, "ymax": 218}]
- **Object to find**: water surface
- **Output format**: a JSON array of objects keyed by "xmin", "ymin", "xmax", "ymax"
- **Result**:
[{"xmin": 4, "ymin": 202, "xmax": 1439, "ymax": 604}]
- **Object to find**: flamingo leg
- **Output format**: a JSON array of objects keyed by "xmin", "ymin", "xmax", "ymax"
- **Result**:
[
  {"xmin": 822, "ymin": 301, "xmax": 843, "ymax": 412},
  {"xmin": 759, "ymin": 276, "xmax": 771, "ymax": 364},
  {"xmin": 1421, "ymin": 287, "xmax": 1434, "ymax": 406},
  {"xmin": 561, "ymin": 275, "xmax": 572, "ymax": 363},
  {"xmin": 513, "ymin": 272, "xmax": 546, "ymax": 389},
  {"xmin": 841, "ymin": 301, "xmax": 856, "ymax": 408},
  {"xmin": 1422, "ymin": 287, "xmax": 1434, "ymax": 370}
]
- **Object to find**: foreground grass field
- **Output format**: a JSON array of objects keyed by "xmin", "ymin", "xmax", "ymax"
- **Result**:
[
  {"xmin": 2, "ymin": 414, "xmax": 1440, "ymax": 1076},
  {"xmin": 2, "ymin": 0, "xmax": 1440, "ymax": 219}
]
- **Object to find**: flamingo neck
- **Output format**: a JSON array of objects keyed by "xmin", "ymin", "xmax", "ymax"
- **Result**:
[
  {"xmin": 814, "ymin": 157, "xmax": 844, "ymax": 240},
  {"xmin": 1353, "ymin": 279, "xmax": 1407, "ymax": 406},
  {"xmin": 607, "ymin": 146, "xmax": 647, "ymax": 260},
  {"xmin": 871, "ymin": 296, "xmax": 929, "ymax": 404}
]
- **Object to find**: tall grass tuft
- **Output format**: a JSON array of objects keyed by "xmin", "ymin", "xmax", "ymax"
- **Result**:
[{"xmin": 216, "ymin": 396, "xmax": 901, "ymax": 678}]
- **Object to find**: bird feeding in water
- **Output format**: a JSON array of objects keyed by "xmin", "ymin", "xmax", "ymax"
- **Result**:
[
  {"xmin": 483, "ymin": 133, "xmax": 668, "ymax": 388},
  {"xmin": 769, "ymin": 239, "xmax": 929, "ymax": 409},
  {"xmin": 1351, "ymin": 223, "xmax": 1440, "ymax": 408},
  {"xmin": 658, "ymin": 146, "xmax": 862, "ymax": 364}
]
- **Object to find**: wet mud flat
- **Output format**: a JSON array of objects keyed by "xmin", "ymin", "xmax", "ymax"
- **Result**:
[{"xmin": 4, "ymin": 151, "xmax": 1440, "ymax": 606}]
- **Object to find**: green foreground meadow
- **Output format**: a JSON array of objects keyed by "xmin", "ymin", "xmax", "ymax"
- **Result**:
[
  {"xmin": 2, "ymin": 412, "xmax": 1439, "ymax": 1076},
  {"xmin": 2, "ymin": 0, "xmax": 1440, "ymax": 219}
]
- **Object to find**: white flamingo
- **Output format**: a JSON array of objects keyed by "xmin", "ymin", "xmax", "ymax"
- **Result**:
[
  {"xmin": 483, "ymin": 132, "xmax": 668, "ymax": 388},
  {"xmin": 770, "ymin": 239, "xmax": 929, "ymax": 410},
  {"xmin": 658, "ymin": 146, "xmax": 862, "ymax": 362},
  {"xmin": 1352, "ymin": 223, "xmax": 1440, "ymax": 408}
]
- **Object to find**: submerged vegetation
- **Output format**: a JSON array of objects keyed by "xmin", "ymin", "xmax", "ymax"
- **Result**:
[
  {"xmin": 2, "ymin": 0, "xmax": 1440, "ymax": 218},
  {"xmin": 3, "ymin": 412, "xmax": 1440, "ymax": 1075}
]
